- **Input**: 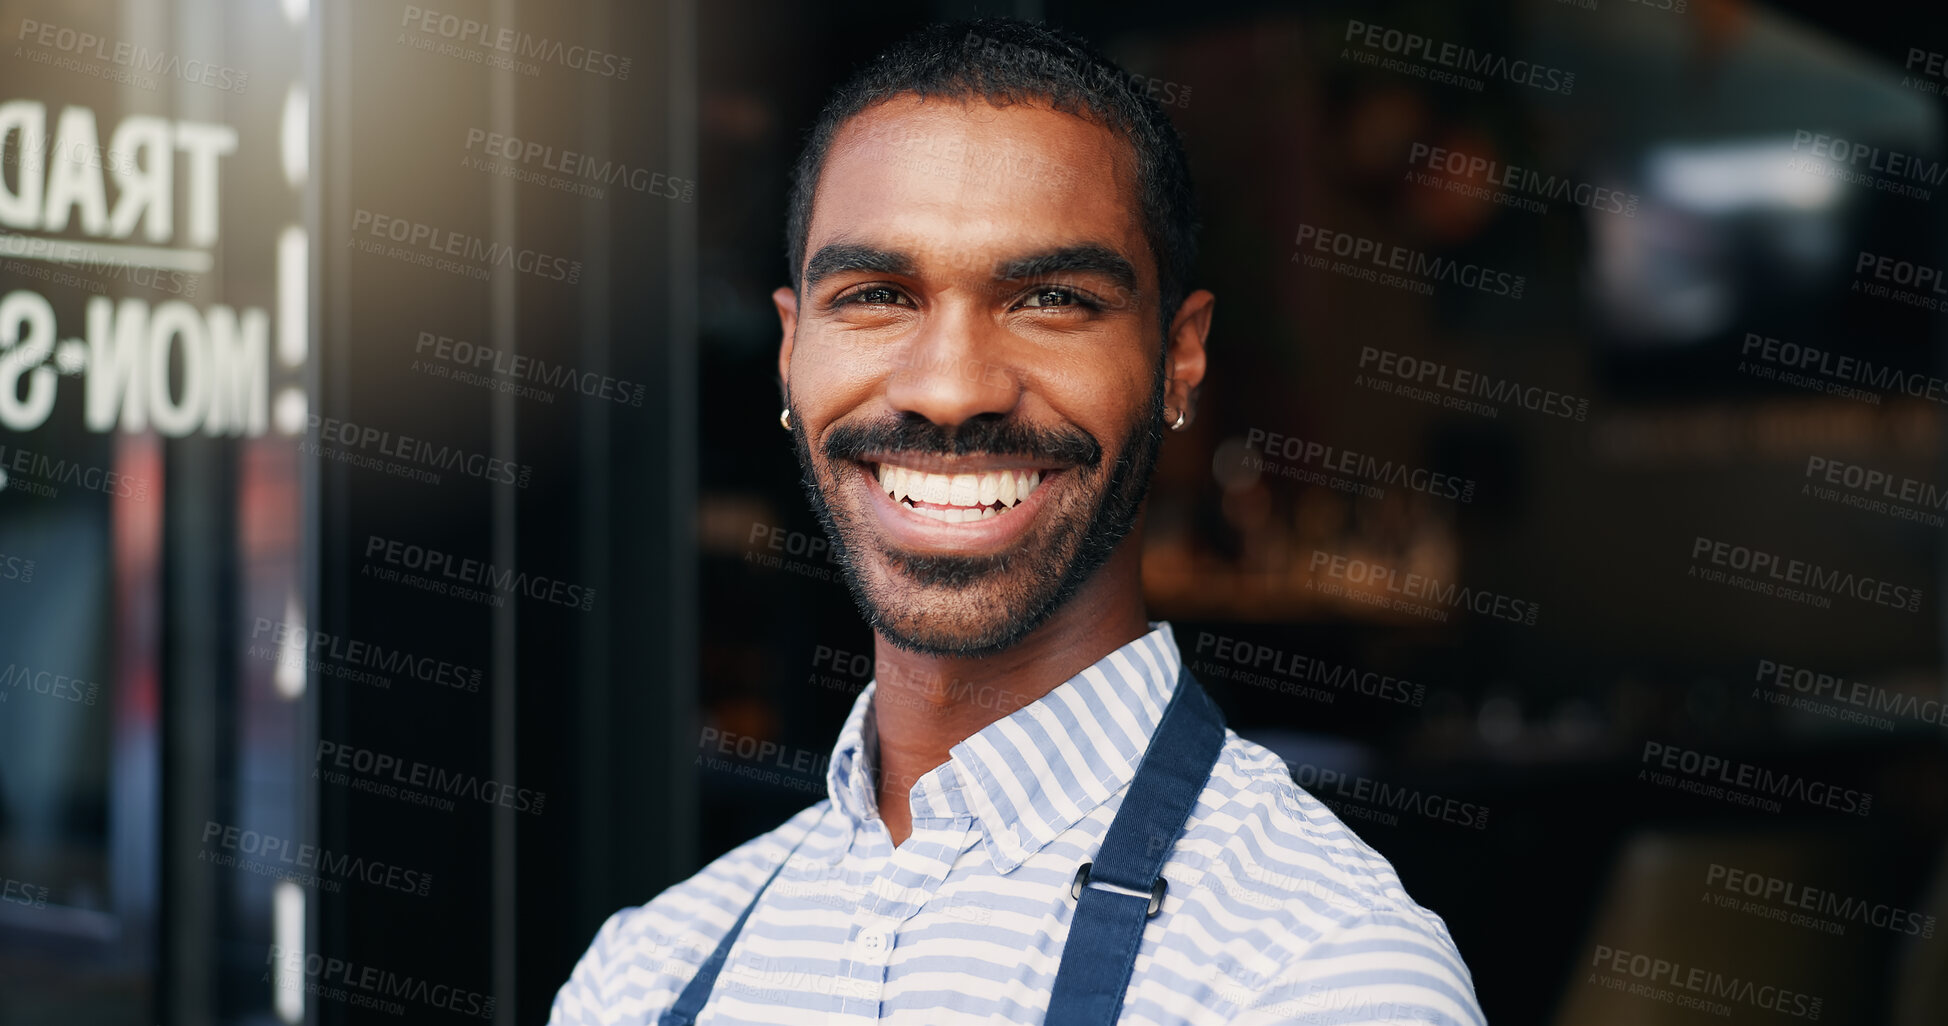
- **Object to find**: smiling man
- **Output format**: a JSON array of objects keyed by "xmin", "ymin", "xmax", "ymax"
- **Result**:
[{"xmin": 552, "ymin": 18, "xmax": 1483, "ymax": 1026}]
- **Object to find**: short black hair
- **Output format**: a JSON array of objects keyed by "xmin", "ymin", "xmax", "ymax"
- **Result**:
[{"xmin": 784, "ymin": 17, "xmax": 1200, "ymax": 327}]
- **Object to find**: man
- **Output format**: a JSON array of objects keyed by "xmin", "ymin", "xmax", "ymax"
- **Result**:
[{"xmin": 553, "ymin": 18, "xmax": 1483, "ymax": 1026}]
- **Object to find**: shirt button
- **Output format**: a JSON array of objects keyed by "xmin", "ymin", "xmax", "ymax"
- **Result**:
[{"xmin": 858, "ymin": 929, "xmax": 888, "ymax": 954}]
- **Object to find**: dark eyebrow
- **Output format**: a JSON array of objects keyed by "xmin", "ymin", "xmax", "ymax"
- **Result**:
[
  {"xmin": 994, "ymin": 245, "xmax": 1139, "ymax": 297},
  {"xmin": 803, "ymin": 243, "xmax": 916, "ymax": 292}
]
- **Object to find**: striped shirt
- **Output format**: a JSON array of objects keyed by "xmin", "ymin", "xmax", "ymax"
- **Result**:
[{"xmin": 550, "ymin": 621, "xmax": 1484, "ymax": 1025}]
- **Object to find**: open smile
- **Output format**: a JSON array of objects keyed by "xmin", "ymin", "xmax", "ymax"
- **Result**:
[
  {"xmin": 875, "ymin": 461, "xmax": 1045, "ymax": 521},
  {"xmin": 849, "ymin": 454, "xmax": 1068, "ymax": 553}
]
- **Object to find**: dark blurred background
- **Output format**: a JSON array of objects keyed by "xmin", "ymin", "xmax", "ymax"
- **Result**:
[{"xmin": 0, "ymin": 0, "xmax": 1942, "ymax": 1023}]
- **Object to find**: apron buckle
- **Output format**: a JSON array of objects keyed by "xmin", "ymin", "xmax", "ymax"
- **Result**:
[{"xmin": 1069, "ymin": 861, "xmax": 1168, "ymax": 917}]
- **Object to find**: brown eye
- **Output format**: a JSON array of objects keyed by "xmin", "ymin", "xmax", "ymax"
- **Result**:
[
  {"xmin": 844, "ymin": 286, "xmax": 910, "ymax": 307},
  {"xmin": 1019, "ymin": 286, "xmax": 1096, "ymax": 310}
]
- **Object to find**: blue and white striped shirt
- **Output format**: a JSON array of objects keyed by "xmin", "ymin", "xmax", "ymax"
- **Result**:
[{"xmin": 550, "ymin": 621, "xmax": 1485, "ymax": 1025}]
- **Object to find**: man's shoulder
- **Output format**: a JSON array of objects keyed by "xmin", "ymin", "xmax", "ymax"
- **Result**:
[
  {"xmin": 1187, "ymin": 731, "xmax": 1461, "ymax": 941},
  {"xmin": 588, "ymin": 801, "xmax": 834, "ymax": 964},
  {"xmin": 549, "ymin": 802, "xmax": 835, "ymax": 1025},
  {"xmin": 1178, "ymin": 734, "xmax": 1483, "ymax": 1024}
]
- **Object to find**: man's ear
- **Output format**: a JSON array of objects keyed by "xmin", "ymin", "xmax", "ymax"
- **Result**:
[
  {"xmin": 1165, "ymin": 289, "xmax": 1214, "ymax": 422},
  {"xmin": 773, "ymin": 286, "xmax": 799, "ymax": 403}
]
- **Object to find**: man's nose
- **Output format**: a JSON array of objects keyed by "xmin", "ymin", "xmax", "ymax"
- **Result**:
[{"xmin": 882, "ymin": 311, "xmax": 1021, "ymax": 427}]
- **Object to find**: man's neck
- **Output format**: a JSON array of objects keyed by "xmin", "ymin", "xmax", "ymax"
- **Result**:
[{"xmin": 867, "ymin": 545, "xmax": 1150, "ymax": 847}]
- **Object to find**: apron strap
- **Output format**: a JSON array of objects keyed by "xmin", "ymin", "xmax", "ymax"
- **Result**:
[
  {"xmin": 658, "ymin": 808, "xmax": 826, "ymax": 1026},
  {"xmin": 654, "ymin": 666, "xmax": 1224, "ymax": 1026},
  {"xmin": 1044, "ymin": 664, "xmax": 1226, "ymax": 1026}
]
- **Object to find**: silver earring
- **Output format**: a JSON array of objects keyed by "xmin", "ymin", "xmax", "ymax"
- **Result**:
[
  {"xmin": 779, "ymin": 408, "xmax": 792, "ymax": 431},
  {"xmin": 1169, "ymin": 406, "xmax": 1188, "ymax": 431}
]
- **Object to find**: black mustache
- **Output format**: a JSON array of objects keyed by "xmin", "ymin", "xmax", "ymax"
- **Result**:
[{"xmin": 824, "ymin": 413, "xmax": 1102, "ymax": 470}]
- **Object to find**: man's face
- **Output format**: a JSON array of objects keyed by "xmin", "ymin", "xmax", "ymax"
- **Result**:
[{"xmin": 776, "ymin": 96, "xmax": 1172, "ymax": 657}]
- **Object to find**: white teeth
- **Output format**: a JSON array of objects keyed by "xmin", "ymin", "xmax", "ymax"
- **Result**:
[
  {"xmin": 875, "ymin": 462, "xmax": 1050, "ymax": 521},
  {"xmin": 920, "ymin": 473, "xmax": 951, "ymax": 505}
]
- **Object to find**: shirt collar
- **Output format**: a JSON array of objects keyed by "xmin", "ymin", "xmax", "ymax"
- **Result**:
[{"xmin": 824, "ymin": 620, "xmax": 1184, "ymax": 873}]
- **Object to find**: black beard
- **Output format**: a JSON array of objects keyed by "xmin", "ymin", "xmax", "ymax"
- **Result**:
[{"xmin": 788, "ymin": 359, "xmax": 1167, "ymax": 657}]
